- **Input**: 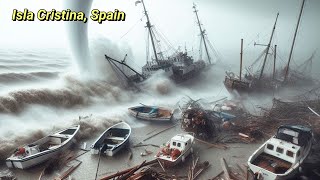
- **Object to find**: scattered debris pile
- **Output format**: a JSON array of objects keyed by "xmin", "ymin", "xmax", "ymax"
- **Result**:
[
  {"xmin": 227, "ymin": 98, "xmax": 320, "ymax": 144},
  {"xmin": 182, "ymin": 108, "xmax": 217, "ymax": 140},
  {"xmin": 211, "ymin": 158, "xmax": 251, "ymax": 180},
  {"xmin": 39, "ymin": 149, "xmax": 87, "ymax": 180},
  {"xmin": 99, "ymin": 156, "xmax": 210, "ymax": 180},
  {"xmin": 178, "ymin": 97, "xmax": 241, "ymax": 141}
]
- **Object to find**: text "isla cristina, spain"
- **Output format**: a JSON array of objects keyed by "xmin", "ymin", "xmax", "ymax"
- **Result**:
[{"xmin": 12, "ymin": 9, "xmax": 126, "ymax": 24}]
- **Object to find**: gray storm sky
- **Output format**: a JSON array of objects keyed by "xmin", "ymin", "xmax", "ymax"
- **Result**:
[{"xmin": 0, "ymin": 0, "xmax": 319, "ymax": 69}]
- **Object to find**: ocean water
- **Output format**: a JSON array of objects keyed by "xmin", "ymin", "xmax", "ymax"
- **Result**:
[{"xmin": 0, "ymin": 45, "xmax": 233, "ymax": 160}]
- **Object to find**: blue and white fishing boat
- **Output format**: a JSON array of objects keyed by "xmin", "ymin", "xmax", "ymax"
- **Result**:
[
  {"xmin": 128, "ymin": 105, "xmax": 173, "ymax": 122},
  {"xmin": 91, "ymin": 122, "xmax": 131, "ymax": 156}
]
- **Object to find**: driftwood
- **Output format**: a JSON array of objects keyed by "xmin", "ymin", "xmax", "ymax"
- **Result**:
[
  {"xmin": 100, "ymin": 159, "xmax": 158, "ymax": 180},
  {"xmin": 195, "ymin": 138, "xmax": 228, "ymax": 150},
  {"xmin": 133, "ymin": 143, "xmax": 160, "ymax": 148},
  {"xmin": 143, "ymin": 124, "xmax": 178, "ymax": 142},
  {"xmin": 220, "ymin": 158, "xmax": 232, "ymax": 180},
  {"xmin": 118, "ymin": 161, "xmax": 147, "ymax": 180},
  {"xmin": 57, "ymin": 159, "xmax": 82, "ymax": 180}
]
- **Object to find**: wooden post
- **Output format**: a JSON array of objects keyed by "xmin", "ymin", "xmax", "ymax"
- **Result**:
[{"xmin": 240, "ymin": 39, "xmax": 243, "ymax": 81}]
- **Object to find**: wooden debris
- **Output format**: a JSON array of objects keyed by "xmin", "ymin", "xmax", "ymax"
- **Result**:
[
  {"xmin": 57, "ymin": 159, "xmax": 82, "ymax": 180},
  {"xmin": 195, "ymin": 137, "xmax": 228, "ymax": 150},
  {"xmin": 140, "ymin": 149, "xmax": 153, "ymax": 156},
  {"xmin": 100, "ymin": 159, "xmax": 158, "ymax": 180},
  {"xmin": 133, "ymin": 143, "xmax": 160, "ymax": 148},
  {"xmin": 220, "ymin": 158, "xmax": 232, "ymax": 180},
  {"xmin": 238, "ymin": 133, "xmax": 249, "ymax": 138},
  {"xmin": 143, "ymin": 124, "xmax": 178, "ymax": 142}
]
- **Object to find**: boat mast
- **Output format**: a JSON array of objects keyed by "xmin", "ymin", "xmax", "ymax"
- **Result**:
[
  {"xmin": 140, "ymin": 0, "xmax": 159, "ymax": 64},
  {"xmin": 284, "ymin": 0, "xmax": 306, "ymax": 81},
  {"xmin": 105, "ymin": 55, "xmax": 146, "ymax": 80},
  {"xmin": 273, "ymin": 45, "xmax": 277, "ymax": 80},
  {"xmin": 259, "ymin": 13, "xmax": 279, "ymax": 80},
  {"xmin": 240, "ymin": 39, "xmax": 243, "ymax": 81},
  {"xmin": 193, "ymin": 3, "xmax": 211, "ymax": 64}
]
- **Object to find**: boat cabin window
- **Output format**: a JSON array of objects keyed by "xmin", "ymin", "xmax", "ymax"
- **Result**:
[
  {"xmin": 267, "ymin": 144, "xmax": 274, "ymax": 150},
  {"xmin": 185, "ymin": 143, "xmax": 188, "ymax": 146},
  {"xmin": 177, "ymin": 143, "xmax": 181, "ymax": 147},
  {"xmin": 286, "ymin": 150, "xmax": 294, "ymax": 157},
  {"xmin": 173, "ymin": 142, "xmax": 176, "ymax": 146},
  {"xmin": 276, "ymin": 147, "xmax": 284, "ymax": 154}
]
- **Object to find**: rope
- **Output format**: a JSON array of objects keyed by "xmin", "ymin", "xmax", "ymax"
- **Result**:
[{"xmin": 119, "ymin": 15, "xmax": 145, "ymax": 40}]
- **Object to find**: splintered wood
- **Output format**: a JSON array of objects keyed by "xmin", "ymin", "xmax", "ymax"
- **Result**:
[
  {"xmin": 99, "ymin": 156, "xmax": 210, "ymax": 180},
  {"xmin": 211, "ymin": 158, "xmax": 249, "ymax": 180},
  {"xmin": 222, "ymin": 98, "xmax": 320, "ymax": 144}
]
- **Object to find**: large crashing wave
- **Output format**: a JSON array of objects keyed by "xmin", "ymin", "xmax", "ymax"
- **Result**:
[{"xmin": 0, "ymin": 76, "xmax": 133, "ymax": 113}]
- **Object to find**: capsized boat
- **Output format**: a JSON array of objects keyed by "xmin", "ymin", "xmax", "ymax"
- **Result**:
[
  {"xmin": 90, "ymin": 122, "xmax": 131, "ymax": 156},
  {"xmin": 6, "ymin": 125, "xmax": 80, "ymax": 169},
  {"xmin": 128, "ymin": 105, "xmax": 173, "ymax": 122},
  {"xmin": 248, "ymin": 125, "xmax": 313, "ymax": 180},
  {"xmin": 156, "ymin": 133, "xmax": 194, "ymax": 167}
]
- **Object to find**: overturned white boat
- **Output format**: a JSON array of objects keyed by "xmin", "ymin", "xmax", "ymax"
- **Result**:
[
  {"xmin": 6, "ymin": 125, "xmax": 80, "ymax": 169},
  {"xmin": 90, "ymin": 122, "xmax": 131, "ymax": 156},
  {"xmin": 156, "ymin": 133, "xmax": 194, "ymax": 167},
  {"xmin": 248, "ymin": 125, "xmax": 313, "ymax": 180}
]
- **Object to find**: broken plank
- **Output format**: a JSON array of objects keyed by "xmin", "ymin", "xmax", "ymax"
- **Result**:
[
  {"xmin": 100, "ymin": 159, "xmax": 158, "ymax": 180},
  {"xmin": 195, "ymin": 138, "xmax": 228, "ymax": 150},
  {"xmin": 143, "ymin": 124, "xmax": 178, "ymax": 142},
  {"xmin": 220, "ymin": 158, "xmax": 232, "ymax": 180}
]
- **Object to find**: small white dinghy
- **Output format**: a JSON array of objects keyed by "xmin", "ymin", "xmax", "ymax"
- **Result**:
[
  {"xmin": 6, "ymin": 125, "xmax": 80, "ymax": 169},
  {"xmin": 156, "ymin": 133, "xmax": 194, "ymax": 167},
  {"xmin": 128, "ymin": 105, "xmax": 173, "ymax": 122},
  {"xmin": 90, "ymin": 122, "xmax": 131, "ymax": 156},
  {"xmin": 248, "ymin": 125, "xmax": 313, "ymax": 180}
]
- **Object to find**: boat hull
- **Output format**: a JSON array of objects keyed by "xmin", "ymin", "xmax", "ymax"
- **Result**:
[
  {"xmin": 128, "ymin": 106, "xmax": 173, "ymax": 122},
  {"xmin": 6, "ymin": 139, "xmax": 74, "ymax": 169},
  {"xmin": 6, "ymin": 125, "xmax": 79, "ymax": 169},
  {"xmin": 248, "ymin": 137, "xmax": 312, "ymax": 180},
  {"xmin": 91, "ymin": 122, "xmax": 131, "ymax": 157}
]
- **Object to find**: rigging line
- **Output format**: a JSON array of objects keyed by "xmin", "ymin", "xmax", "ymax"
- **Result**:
[
  {"xmin": 153, "ymin": 27, "xmax": 176, "ymax": 53},
  {"xmin": 119, "ymin": 14, "xmax": 145, "ymax": 40},
  {"xmin": 145, "ymin": 28, "xmax": 150, "ymax": 62},
  {"xmin": 205, "ymin": 36, "xmax": 222, "ymax": 62}
]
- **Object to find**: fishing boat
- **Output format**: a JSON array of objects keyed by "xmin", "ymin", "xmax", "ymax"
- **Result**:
[
  {"xmin": 224, "ymin": 13, "xmax": 280, "ymax": 95},
  {"xmin": 128, "ymin": 105, "xmax": 173, "ymax": 122},
  {"xmin": 6, "ymin": 125, "xmax": 80, "ymax": 169},
  {"xmin": 156, "ymin": 133, "xmax": 194, "ymax": 167},
  {"xmin": 248, "ymin": 125, "xmax": 313, "ymax": 180},
  {"xmin": 135, "ymin": 1, "xmax": 216, "ymax": 83},
  {"xmin": 90, "ymin": 122, "xmax": 131, "ymax": 156}
]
